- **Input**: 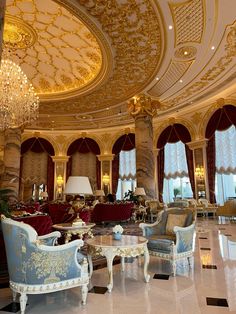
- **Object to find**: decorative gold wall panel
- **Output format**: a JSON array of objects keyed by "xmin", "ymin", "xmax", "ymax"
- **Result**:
[
  {"xmin": 170, "ymin": 0, "xmax": 204, "ymax": 46},
  {"xmin": 149, "ymin": 60, "xmax": 193, "ymax": 97}
]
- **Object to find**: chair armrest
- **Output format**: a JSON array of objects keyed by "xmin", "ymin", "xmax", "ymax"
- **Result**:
[
  {"xmin": 29, "ymin": 239, "xmax": 88, "ymax": 282},
  {"xmin": 139, "ymin": 219, "xmax": 162, "ymax": 237},
  {"xmin": 173, "ymin": 224, "xmax": 196, "ymax": 254},
  {"xmin": 38, "ymin": 231, "xmax": 61, "ymax": 245}
]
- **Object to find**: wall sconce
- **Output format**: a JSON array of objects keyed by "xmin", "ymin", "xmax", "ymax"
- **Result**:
[
  {"xmin": 195, "ymin": 165, "xmax": 204, "ymax": 179},
  {"xmin": 102, "ymin": 173, "xmax": 110, "ymax": 185},
  {"xmin": 57, "ymin": 174, "xmax": 64, "ymax": 186}
]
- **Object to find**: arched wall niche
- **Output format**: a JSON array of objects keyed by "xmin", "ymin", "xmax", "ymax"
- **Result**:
[
  {"xmin": 154, "ymin": 118, "xmax": 195, "ymax": 148},
  {"xmin": 20, "ymin": 137, "xmax": 55, "ymax": 201},
  {"xmin": 199, "ymin": 99, "xmax": 236, "ymax": 139},
  {"xmin": 65, "ymin": 134, "xmax": 103, "ymax": 156},
  {"xmin": 21, "ymin": 133, "xmax": 59, "ymax": 156},
  {"xmin": 66, "ymin": 137, "xmax": 101, "ymax": 191}
]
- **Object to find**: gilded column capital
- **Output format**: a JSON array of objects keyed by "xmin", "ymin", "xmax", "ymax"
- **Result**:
[
  {"xmin": 97, "ymin": 154, "xmax": 114, "ymax": 162},
  {"xmin": 127, "ymin": 94, "xmax": 160, "ymax": 118},
  {"xmin": 186, "ymin": 139, "xmax": 208, "ymax": 150},
  {"xmin": 52, "ymin": 156, "xmax": 70, "ymax": 163}
]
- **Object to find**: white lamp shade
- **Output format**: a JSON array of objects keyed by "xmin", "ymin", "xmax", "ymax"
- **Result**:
[
  {"xmin": 95, "ymin": 190, "xmax": 105, "ymax": 197},
  {"xmin": 64, "ymin": 176, "xmax": 93, "ymax": 195},
  {"xmin": 134, "ymin": 187, "xmax": 146, "ymax": 196}
]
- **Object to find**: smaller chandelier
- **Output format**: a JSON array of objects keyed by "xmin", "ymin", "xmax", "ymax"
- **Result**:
[{"xmin": 0, "ymin": 58, "xmax": 39, "ymax": 130}]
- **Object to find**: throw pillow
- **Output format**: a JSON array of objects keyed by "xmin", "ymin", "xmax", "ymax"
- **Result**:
[{"xmin": 166, "ymin": 213, "xmax": 187, "ymax": 235}]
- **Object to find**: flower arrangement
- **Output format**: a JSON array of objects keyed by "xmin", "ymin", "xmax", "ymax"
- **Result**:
[{"xmin": 112, "ymin": 224, "xmax": 124, "ymax": 234}]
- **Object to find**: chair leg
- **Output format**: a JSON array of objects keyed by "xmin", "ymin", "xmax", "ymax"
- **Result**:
[
  {"xmin": 12, "ymin": 290, "xmax": 17, "ymax": 302},
  {"xmin": 172, "ymin": 260, "xmax": 176, "ymax": 276},
  {"xmin": 81, "ymin": 284, "xmax": 88, "ymax": 305},
  {"xmin": 19, "ymin": 293, "xmax": 28, "ymax": 314}
]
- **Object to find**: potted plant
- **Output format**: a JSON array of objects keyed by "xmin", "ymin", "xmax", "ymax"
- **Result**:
[
  {"xmin": 0, "ymin": 188, "xmax": 13, "ymax": 218},
  {"xmin": 123, "ymin": 190, "xmax": 138, "ymax": 204},
  {"xmin": 173, "ymin": 188, "xmax": 180, "ymax": 200}
]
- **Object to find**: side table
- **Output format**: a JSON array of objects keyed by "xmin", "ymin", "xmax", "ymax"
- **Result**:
[
  {"xmin": 86, "ymin": 235, "xmax": 150, "ymax": 292},
  {"xmin": 52, "ymin": 223, "xmax": 95, "ymax": 243}
]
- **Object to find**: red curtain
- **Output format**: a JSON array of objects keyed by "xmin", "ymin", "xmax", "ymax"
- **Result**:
[
  {"xmin": 112, "ymin": 133, "xmax": 135, "ymax": 194},
  {"xmin": 185, "ymin": 145, "xmax": 195, "ymax": 198},
  {"xmin": 157, "ymin": 124, "xmax": 194, "ymax": 199},
  {"xmin": 67, "ymin": 137, "xmax": 101, "ymax": 188},
  {"xmin": 47, "ymin": 156, "xmax": 54, "ymax": 201},
  {"xmin": 205, "ymin": 105, "xmax": 236, "ymax": 203},
  {"xmin": 206, "ymin": 135, "xmax": 216, "ymax": 203},
  {"xmin": 157, "ymin": 148, "xmax": 164, "ymax": 202}
]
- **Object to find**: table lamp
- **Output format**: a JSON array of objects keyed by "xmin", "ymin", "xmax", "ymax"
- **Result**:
[
  {"xmin": 64, "ymin": 176, "xmax": 93, "ymax": 225},
  {"xmin": 134, "ymin": 187, "xmax": 146, "ymax": 206}
]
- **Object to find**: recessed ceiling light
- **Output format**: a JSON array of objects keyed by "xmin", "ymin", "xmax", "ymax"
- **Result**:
[
  {"xmin": 82, "ymin": 116, "xmax": 86, "ymax": 119},
  {"xmin": 179, "ymin": 79, "xmax": 183, "ymax": 83},
  {"xmin": 184, "ymin": 51, "xmax": 188, "ymax": 55},
  {"xmin": 156, "ymin": 77, "xmax": 159, "ymax": 80},
  {"xmin": 211, "ymin": 46, "xmax": 215, "ymax": 50},
  {"xmin": 106, "ymin": 107, "xmax": 109, "ymax": 110},
  {"xmin": 168, "ymin": 25, "xmax": 173, "ymax": 30}
]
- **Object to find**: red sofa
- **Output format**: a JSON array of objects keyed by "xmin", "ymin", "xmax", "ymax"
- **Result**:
[{"xmin": 91, "ymin": 202, "xmax": 134, "ymax": 223}]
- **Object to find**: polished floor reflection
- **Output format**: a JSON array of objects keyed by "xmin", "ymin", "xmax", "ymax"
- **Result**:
[{"xmin": 0, "ymin": 217, "xmax": 236, "ymax": 314}]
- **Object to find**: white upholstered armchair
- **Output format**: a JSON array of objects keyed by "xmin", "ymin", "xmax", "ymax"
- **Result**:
[
  {"xmin": 139, "ymin": 208, "xmax": 196, "ymax": 276},
  {"xmin": 1, "ymin": 216, "xmax": 89, "ymax": 314}
]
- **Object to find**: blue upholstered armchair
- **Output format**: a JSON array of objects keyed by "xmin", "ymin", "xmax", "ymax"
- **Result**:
[
  {"xmin": 139, "ymin": 208, "xmax": 196, "ymax": 276},
  {"xmin": 1, "ymin": 216, "xmax": 89, "ymax": 314}
]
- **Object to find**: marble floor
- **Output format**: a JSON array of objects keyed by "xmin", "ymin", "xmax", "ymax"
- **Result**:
[{"xmin": 1, "ymin": 217, "xmax": 236, "ymax": 314}]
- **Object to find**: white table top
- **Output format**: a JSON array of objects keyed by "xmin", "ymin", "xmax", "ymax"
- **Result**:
[
  {"xmin": 86, "ymin": 235, "xmax": 148, "ymax": 248},
  {"xmin": 52, "ymin": 222, "xmax": 95, "ymax": 231}
]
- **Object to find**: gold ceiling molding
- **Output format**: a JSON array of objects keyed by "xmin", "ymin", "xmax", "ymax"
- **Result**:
[
  {"xmin": 148, "ymin": 60, "xmax": 193, "ymax": 97},
  {"xmin": 169, "ymin": 0, "xmax": 204, "ymax": 46},
  {"xmin": 5, "ymin": 0, "xmax": 111, "ymax": 98},
  {"xmin": 164, "ymin": 21, "xmax": 236, "ymax": 108},
  {"xmin": 39, "ymin": 0, "xmax": 164, "ymax": 115},
  {"xmin": 174, "ymin": 45, "xmax": 197, "ymax": 60},
  {"xmin": 4, "ymin": 15, "xmax": 37, "ymax": 49}
]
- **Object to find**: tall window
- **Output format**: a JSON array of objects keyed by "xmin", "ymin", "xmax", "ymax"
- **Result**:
[
  {"xmin": 116, "ymin": 149, "xmax": 136, "ymax": 200},
  {"xmin": 163, "ymin": 141, "xmax": 193, "ymax": 203},
  {"xmin": 215, "ymin": 125, "xmax": 236, "ymax": 204}
]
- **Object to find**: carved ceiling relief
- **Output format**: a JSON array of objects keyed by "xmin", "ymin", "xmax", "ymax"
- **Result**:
[
  {"xmin": 164, "ymin": 22, "xmax": 236, "ymax": 108},
  {"xmin": 5, "ymin": 0, "xmax": 102, "ymax": 95},
  {"xmin": 39, "ymin": 0, "xmax": 163, "ymax": 114}
]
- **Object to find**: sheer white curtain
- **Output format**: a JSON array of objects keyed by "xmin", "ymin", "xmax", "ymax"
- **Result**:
[
  {"xmin": 163, "ymin": 141, "xmax": 192, "ymax": 203},
  {"xmin": 116, "ymin": 149, "xmax": 136, "ymax": 200},
  {"xmin": 215, "ymin": 125, "xmax": 236, "ymax": 204}
]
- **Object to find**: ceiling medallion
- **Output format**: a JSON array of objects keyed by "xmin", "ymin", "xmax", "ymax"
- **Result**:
[
  {"xmin": 3, "ymin": 15, "xmax": 37, "ymax": 49},
  {"xmin": 174, "ymin": 46, "xmax": 197, "ymax": 60}
]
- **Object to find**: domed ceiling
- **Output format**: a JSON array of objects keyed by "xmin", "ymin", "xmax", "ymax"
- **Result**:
[{"xmin": 2, "ymin": 0, "xmax": 236, "ymax": 130}]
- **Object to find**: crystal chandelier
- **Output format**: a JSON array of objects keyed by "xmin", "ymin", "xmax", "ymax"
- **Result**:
[{"xmin": 0, "ymin": 58, "xmax": 39, "ymax": 131}]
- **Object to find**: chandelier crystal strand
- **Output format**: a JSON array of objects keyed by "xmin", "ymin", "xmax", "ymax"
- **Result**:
[{"xmin": 0, "ymin": 59, "xmax": 39, "ymax": 130}]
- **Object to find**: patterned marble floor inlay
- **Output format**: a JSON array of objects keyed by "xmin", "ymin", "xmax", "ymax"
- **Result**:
[
  {"xmin": 89, "ymin": 286, "xmax": 108, "ymax": 294},
  {"xmin": 202, "ymin": 265, "xmax": 217, "ymax": 269},
  {"xmin": 200, "ymin": 248, "xmax": 211, "ymax": 250},
  {"xmin": 153, "ymin": 274, "xmax": 170, "ymax": 280},
  {"xmin": 206, "ymin": 297, "xmax": 229, "ymax": 307},
  {"xmin": 199, "ymin": 237, "xmax": 208, "ymax": 239}
]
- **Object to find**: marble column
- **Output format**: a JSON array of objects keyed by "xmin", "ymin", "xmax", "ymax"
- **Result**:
[
  {"xmin": 1, "ymin": 128, "xmax": 22, "ymax": 203},
  {"xmin": 0, "ymin": 0, "xmax": 6, "ymax": 59},
  {"xmin": 52, "ymin": 156, "xmax": 69, "ymax": 200},
  {"xmin": 128, "ymin": 94, "xmax": 160, "ymax": 199},
  {"xmin": 187, "ymin": 139, "xmax": 209, "ymax": 200}
]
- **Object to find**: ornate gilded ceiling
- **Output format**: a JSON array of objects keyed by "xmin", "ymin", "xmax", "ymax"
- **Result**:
[{"xmin": 2, "ymin": 0, "xmax": 236, "ymax": 130}]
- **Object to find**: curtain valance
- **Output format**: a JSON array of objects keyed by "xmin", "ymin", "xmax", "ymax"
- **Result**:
[
  {"xmin": 21, "ymin": 137, "xmax": 55, "ymax": 156},
  {"xmin": 67, "ymin": 137, "xmax": 100, "ymax": 155},
  {"xmin": 157, "ymin": 124, "xmax": 191, "ymax": 148}
]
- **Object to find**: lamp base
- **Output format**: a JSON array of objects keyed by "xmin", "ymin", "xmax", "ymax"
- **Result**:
[{"xmin": 72, "ymin": 214, "xmax": 86, "ymax": 226}]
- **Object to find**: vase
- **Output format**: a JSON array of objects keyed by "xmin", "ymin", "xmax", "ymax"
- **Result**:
[{"xmin": 113, "ymin": 232, "xmax": 122, "ymax": 240}]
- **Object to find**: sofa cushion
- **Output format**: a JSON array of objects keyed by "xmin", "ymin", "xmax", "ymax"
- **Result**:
[
  {"xmin": 166, "ymin": 213, "xmax": 187, "ymax": 235},
  {"xmin": 147, "ymin": 237, "xmax": 174, "ymax": 253}
]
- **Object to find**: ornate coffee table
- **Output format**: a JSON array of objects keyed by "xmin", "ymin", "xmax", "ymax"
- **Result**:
[
  {"xmin": 52, "ymin": 223, "xmax": 95, "ymax": 243},
  {"xmin": 86, "ymin": 235, "xmax": 150, "ymax": 292}
]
